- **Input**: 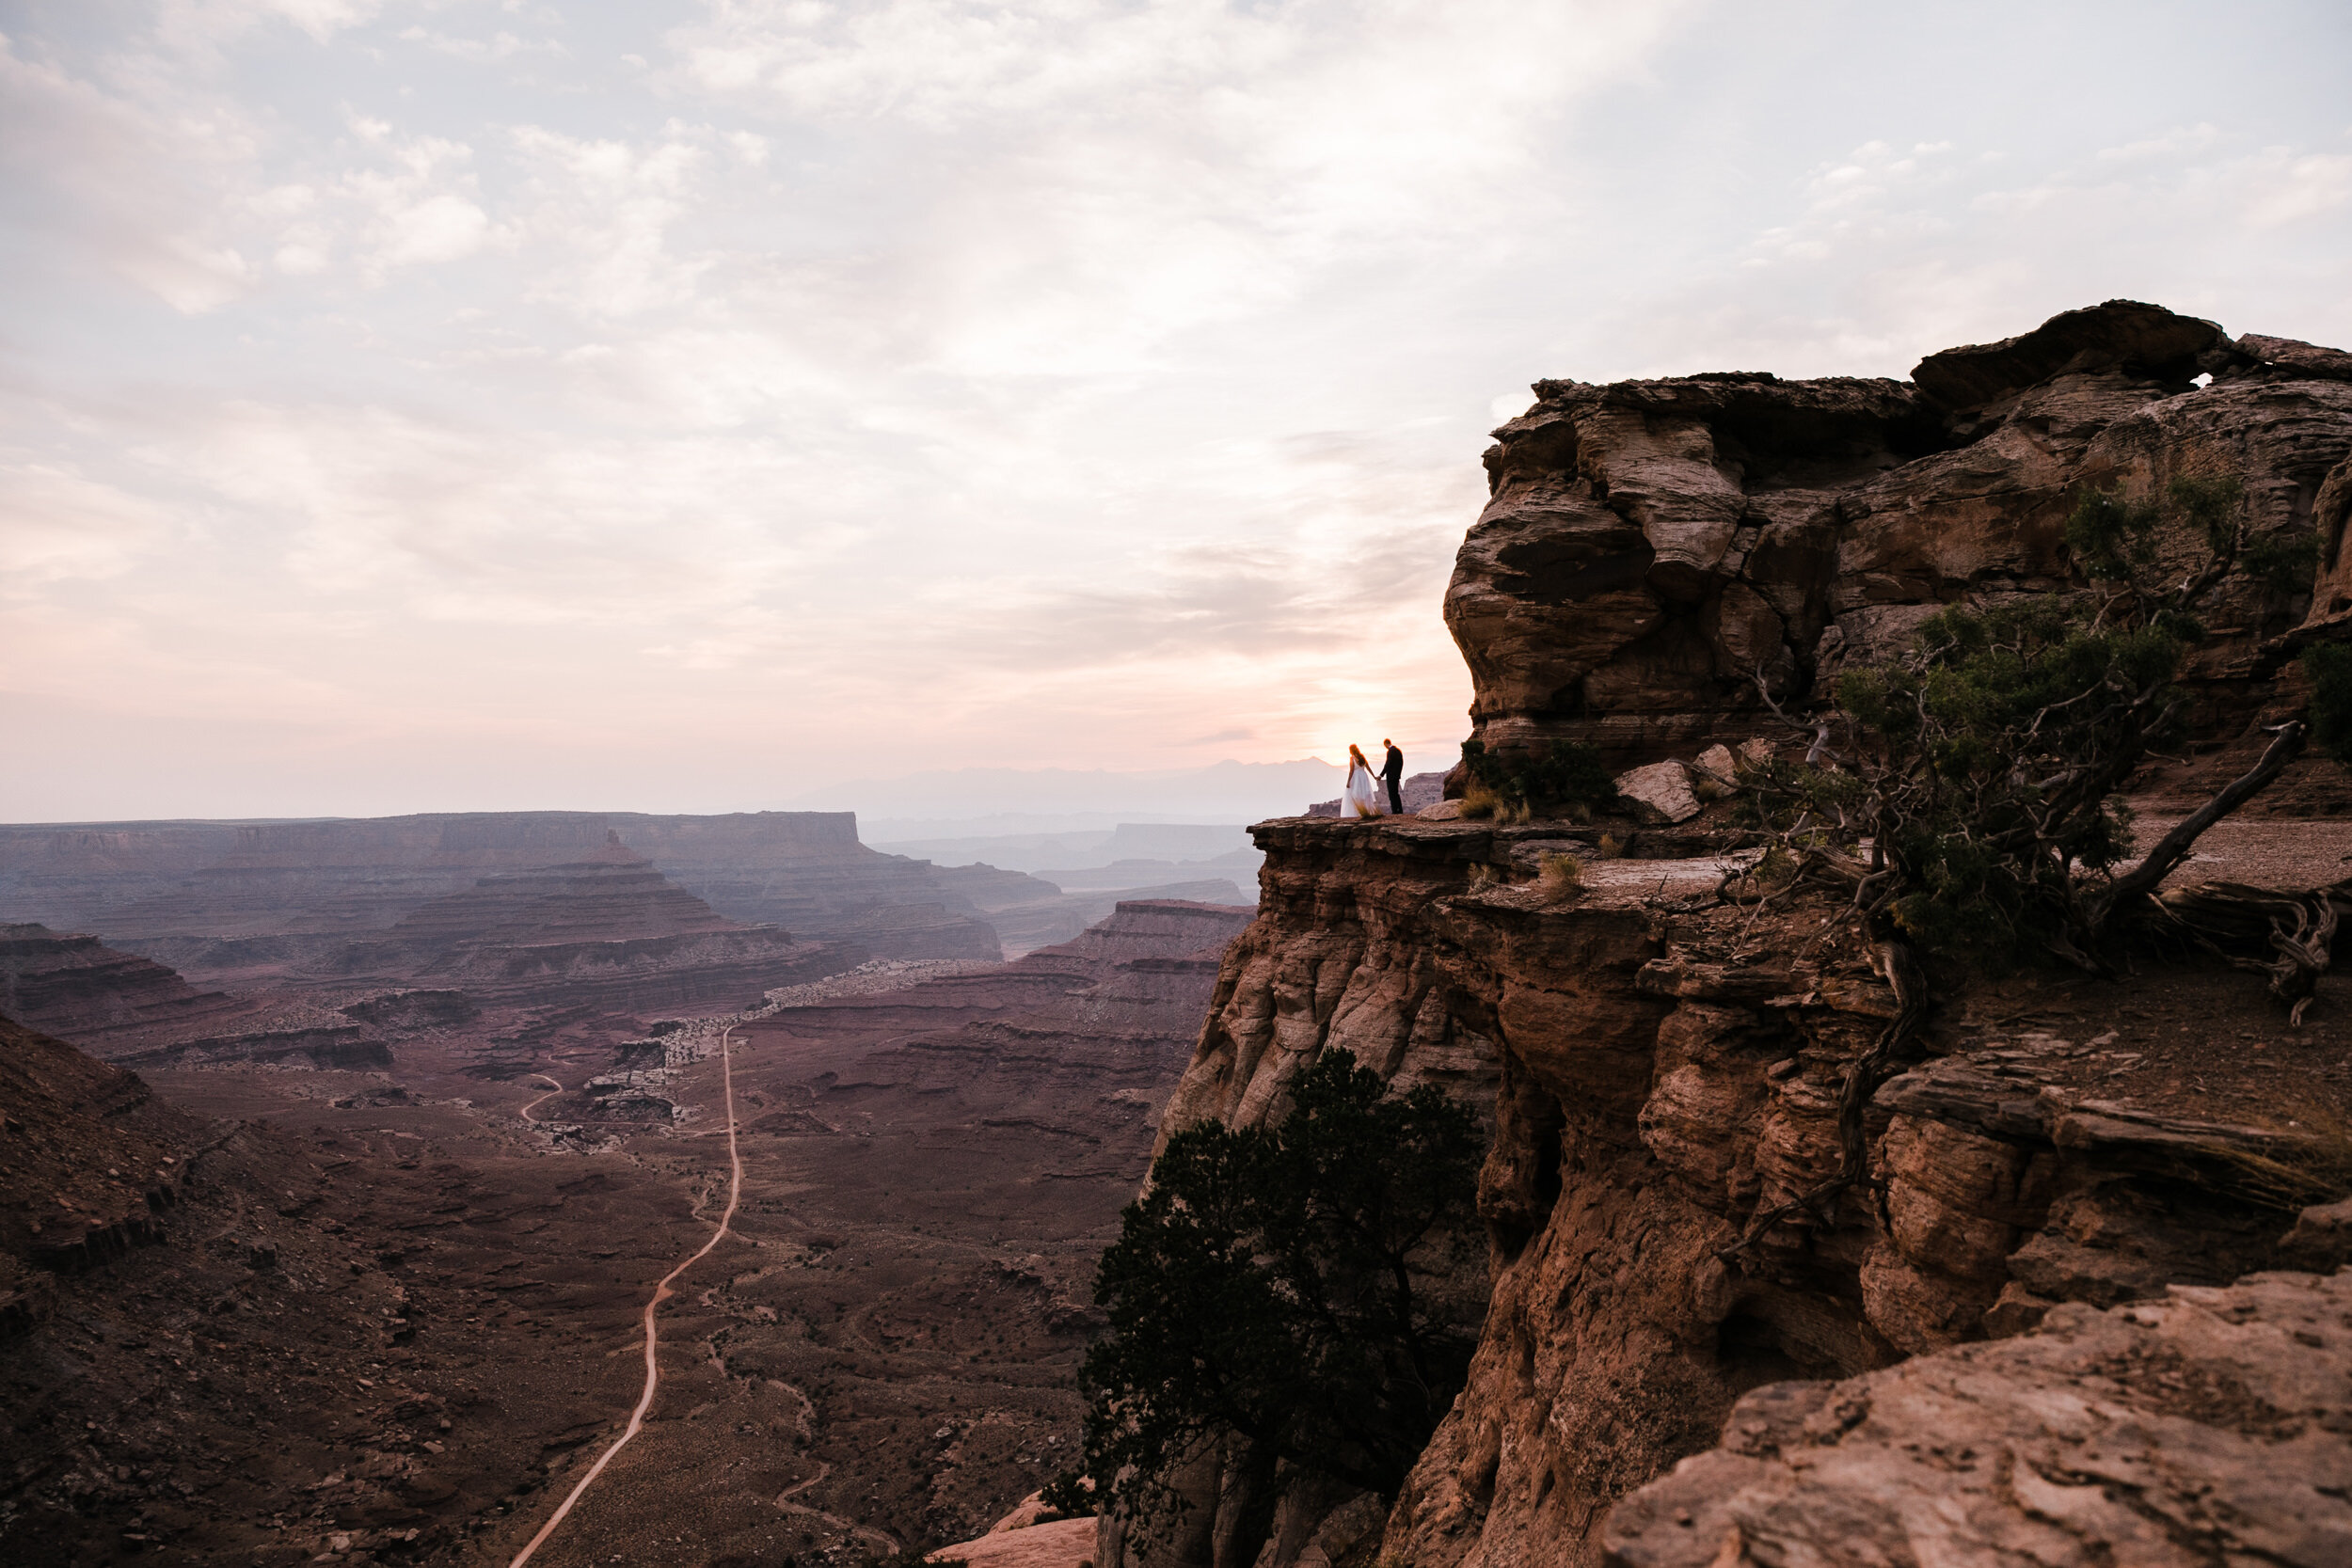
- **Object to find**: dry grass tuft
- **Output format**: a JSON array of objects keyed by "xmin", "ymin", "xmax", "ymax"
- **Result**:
[
  {"xmin": 2195, "ymin": 1105, "xmax": 2352, "ymax": 1211},
  {"xmin": 1537, "ymin": 852, "xmax": 1584, "ymax": 901}
]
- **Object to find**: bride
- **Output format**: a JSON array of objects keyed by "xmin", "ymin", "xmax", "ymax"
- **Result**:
[{"xmin": 1344, "ymin": 744, "xmax": 1385, "ymax": 818}]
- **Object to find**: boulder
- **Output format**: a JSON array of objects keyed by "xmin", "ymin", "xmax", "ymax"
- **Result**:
[
  {"xmin": 930, "ymin": 1515, "xmax": 1097, "ymax": 1568},
  {"xmin": 1613, "ymin": 761, "xmax": 1699, "ymax": 824},
  {"xmin": 2280, "ymin": 1196, "xmax": 2352, "ymax": 1270},
  {"xmin": 1601, "ymin": 1269, "xmax": 2352, "ymax": 1568},
  {"xmin": 1690, "ymin": 745, "xmax": 1739, "ymax": 794},
  {"xmin": 2237, "ymin": 332, "xmax": 2352, "ymax": 384},
  {"xmin": 1910, "ymin": 297, "xmax": 2223, "ymax": 412}
]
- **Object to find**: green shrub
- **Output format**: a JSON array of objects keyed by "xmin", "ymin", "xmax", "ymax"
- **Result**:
[
  {"xmin": 1459, "ymin": 737, "xmax": 1619, "ymax": 820},
  {"xmin": 1065, "ymin": 1056, "xmax": 1482, "ymax": 1546},
  {"xmin": 1747, "ymin": 474, "xmax": 2313, "ymax": 966}
]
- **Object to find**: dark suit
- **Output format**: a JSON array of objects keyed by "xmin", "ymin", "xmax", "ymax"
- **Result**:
[{"xmin": 1380, "ymin": 745, "xmax": 1405, "ymax": 814}]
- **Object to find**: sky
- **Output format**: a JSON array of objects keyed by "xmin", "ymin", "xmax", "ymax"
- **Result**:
[{"xmin": 2, "ymin": 0, "xmax": 2348, "ymax": 823}]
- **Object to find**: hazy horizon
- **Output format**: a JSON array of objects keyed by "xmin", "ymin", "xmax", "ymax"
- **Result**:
[
  {"xmin": 0, "ymin": 753, "xmax": 1354, "ymax": 829},
  {"xmin": 5, "ymin": 1, "xmax": 2348, "ymax": 823}
]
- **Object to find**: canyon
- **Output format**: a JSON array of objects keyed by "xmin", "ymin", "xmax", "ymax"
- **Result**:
[
  {"xmin": 1, "ymin": 889, "xmax": 1253, "ymax": 1566},
  {"xmin": 7, "ymin": 298, "xmax": 2352, "ymax": 1568}
]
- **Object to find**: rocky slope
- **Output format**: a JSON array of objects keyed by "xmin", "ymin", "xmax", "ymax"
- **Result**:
[
  {"xmin": 1112, "ymin": 302, "xmax": 2352, "ymax": 1568},
  {"xmin": 1603, "ymin": 1265, "xmax": 2352, "ymax": 1567},
  {"xmin": 0, "ymin": 1012, "xmax": 683, "ymax": 1565},
  {"xmin": 934, "ymin": 863, "xmax": 1255, "ymax": 957},
  {"xmin": 1, "ymin": 923, "xmax": 394, "ymax": 1070},
  {"xmin": 331, "ymin": 838, "xmax": 864, "ymax": 1014},
  {"xmin": 1, "ymin": 923, "xmax": 251, "ymax": 1047},
  {"xmin": 1, "ymin": 843, "xmax": 868, "ymax": 1073}
]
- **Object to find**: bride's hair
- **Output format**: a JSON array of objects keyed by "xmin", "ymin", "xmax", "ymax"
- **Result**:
[{"xmin": 1348, "ymin": 744, "xmax": 1368, "ymax": 767}]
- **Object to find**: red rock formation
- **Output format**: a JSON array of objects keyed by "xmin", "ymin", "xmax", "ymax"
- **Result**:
[
  {"xmin": 1603, "ymin": 1268, "xmax": 2352, "ymax": 1566},
  {"xmin": 0, "ymin": 1012, "xmax": 199, "ymax": 1293},
  {"xmin": 0, "ymin": 924, "xmax": 248, "ymax": 1044},
  {"xmin": 0, "ymin": 811, "xmax": 1003, "ymax": 961},
  {"xmin": 1117, "ymin": 817, "xmax": 2348, "ymax": 1568},
  {"xmin": 0, "ymin": 823, "xmax": 240, "ymax": 933},
  {"xmin": 331, "ymin": 840, "xmax": 866, "ymax": 1014},
  {"xmin": 1111, "ymin": 305, "xmax": 2352, "ymax": 1568},
  {"xmin": 0, "ymin": 924, "xmax": 389, "ymax": 1069},
  {"xmin": 1453, "ymin": 300, "xmax": 2352, "ymax": 776}
]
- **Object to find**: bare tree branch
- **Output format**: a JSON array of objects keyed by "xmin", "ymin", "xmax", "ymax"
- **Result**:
[{"xmin": 2101, "ymin": 721, "xmax": 2308, "ymax": 912}]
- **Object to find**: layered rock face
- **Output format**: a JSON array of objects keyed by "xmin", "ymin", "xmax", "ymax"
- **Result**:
[
  {"xmin": 4, "ymin": 844, "xmax": 866, "ymax": 1067},
  {"xmin": 1120, "ymin": 304, "xmax": 2352, "ymax": 1568},
  {"xmin": 1453, "ymin": 300, "xmax": 2352, "ymax": 772},
  {"xmin": 1132, "ymin": 820, "xmax": 2347, "ymax": 1568},
  {"xmin": 0, "ymin": 823, "xmax": 241, "ymax": 933},
  {"xmin": 348, "ymin": 843, "xmax": 863, "ymax": 1012},
  {"xmin": 616, "ymin": 812, "xmax": 1004, "ymax": 958},
  {"xmin": 0, "ymin": 810, "xmax": 1001, "ymax": 961},
  {"xmin": 1604, "ymin": 1268, "xmax": 2352, "ymax": 1567},
  {"xmin": 0, "ymin": 923, "xmax": 248, "ymax": 1045},
  {"xmin": 0, "ymin": 924, "xmax": 391, "ymax": 1069}
]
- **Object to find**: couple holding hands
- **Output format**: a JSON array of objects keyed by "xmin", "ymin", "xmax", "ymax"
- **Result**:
[{"xmin": 1343, "ymin": 738, "xmax": 1405, "ymax": 818}]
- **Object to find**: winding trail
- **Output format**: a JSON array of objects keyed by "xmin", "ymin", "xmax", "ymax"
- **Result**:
[
  {"xmin": 508, "ymin": 1027, "xmax": 744, "ymax": 1567},
  {"xmin": 518, "ymin": 1073, "xmax": 565, "ymax": 1123}
]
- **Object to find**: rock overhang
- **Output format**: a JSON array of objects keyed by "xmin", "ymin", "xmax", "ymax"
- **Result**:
[{"xmin": 1452, "ymin": 299, "xmax": 2352, "ymax": 783}]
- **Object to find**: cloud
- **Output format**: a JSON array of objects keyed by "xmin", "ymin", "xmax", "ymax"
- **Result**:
[
  {"xmin": 506, "ymin": 125, "xmax": 709, "ymax": 316},
  {"xmin": 0, "ymin": 458, "xmax": 175, "ymax": 592},
  {"xmin": 663, "ymin": 0, "xmax": 1694, "ymax": 372},
  {"xmin": 1590, "ymin": 121, "xmax": 2352, "ymax": 384},
  {"xmin": 3, "ymin": 2, "xmax": 2348, "ymax": 820},
  {"xmin": 397, "ymin": 26, "xmax": 560, "ymax": 63},
  {"xmin": 342, "ymin": 126, "xmax": 498, "ymax": 278},
  {"xmin": 0, "ymin": 37, "xmax": 262, "ymax": 311}
]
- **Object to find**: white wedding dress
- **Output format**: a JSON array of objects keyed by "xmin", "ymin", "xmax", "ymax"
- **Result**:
[{"xmin": 1344, "ymin": 759, "xmax": 1383, "ymax": 817}]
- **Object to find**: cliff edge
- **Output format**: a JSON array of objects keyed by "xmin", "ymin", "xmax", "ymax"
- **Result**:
[{"xmin": 1108, "ymin": 302, "xmax": 2352, "ymax": 1568}]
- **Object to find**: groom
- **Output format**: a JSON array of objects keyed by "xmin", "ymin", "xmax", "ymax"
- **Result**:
[{"xmin": 1380, "ymin": 738, "xmax": 1405, "ymax": 815}]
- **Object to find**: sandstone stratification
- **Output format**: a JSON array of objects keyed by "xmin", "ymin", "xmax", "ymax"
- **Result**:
[
  {"xmin": 1454, "ymin": 300, "xmax": 2352, "ymax": 775},
  {"xmin": 1603, "ymin": 1268, "xmax": 2352, "ymax": 1568},
  {"xmin": 0, "ymin": 809, "xmax": 1002, "ymax": 961},
  {"xmin": 1123, "ymin": 818, "xmax": 2344, "ymax": 1568},
  {"xmin": 0, "ymin": 923, "xmax": 248, "ymax": 1045},
  {"xmin": 0, "ymin": 923, "xmax": 391, "ymax": 1069},
  {"xmin": 1120, "ymin": 302, "xmax": 2352, "ymax": 1568},
  {"xmin": 329, "ymin": 841, "xmax": 866, "ymax": 1015}
]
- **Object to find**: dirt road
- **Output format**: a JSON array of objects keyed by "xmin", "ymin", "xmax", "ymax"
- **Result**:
[
  {"xmin": 507, "ymin": 1027, "xmax": 745, "ymax": 1567},
  {"xmin": 518, "ymin": 1073, "xmax": 564, "ymax": 1123}
]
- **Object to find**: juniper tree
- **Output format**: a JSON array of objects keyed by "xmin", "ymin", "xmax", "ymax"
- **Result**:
[
  {"xmin": 1051, "ymin": 1054, "xmax": 1482, "ymax": 1553},
  {"xmin": 1740, "ymin": 476, "xmax": 2319, "ymax": 969}
]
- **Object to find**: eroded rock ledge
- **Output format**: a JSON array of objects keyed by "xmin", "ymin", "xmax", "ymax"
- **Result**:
[
  {"xmin": 1111, "ymin": 810, "xmax": 2344, "ymax": 1568},
  {"xmin": 1452, "ymin": 299, "xmax": 2352, "ymax": 774},
  {"xmin": 1108, "ymin": 302, "xmax": 2352, "ymax": 1568},
  {"xmin": 1603, "ymin": 1267, "xmax": 2352, "ymax": 1568}
]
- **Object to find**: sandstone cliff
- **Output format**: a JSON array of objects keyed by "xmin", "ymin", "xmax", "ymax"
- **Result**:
[
  {"xmin": 1114, "ymin": 303, "xmax": 2352, "ymax": 1568},
  {"xmin": 0, "ymin": 924, "xmax": 392, "ymax": 1069},
  {"xmin": 1450, "ymin": 300, "xmax": 2352, "ymax": 783}
]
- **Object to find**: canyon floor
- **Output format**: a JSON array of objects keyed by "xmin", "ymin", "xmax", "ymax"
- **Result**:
[{"xmin": 1, "ymin": 900, "xmax": 1250, "ymax": 1568}]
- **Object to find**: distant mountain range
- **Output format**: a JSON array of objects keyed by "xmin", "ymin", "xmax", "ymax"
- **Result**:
[{"xmin": 794, "ymin": 757, "xmax": 1349, "ymax": 835}]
